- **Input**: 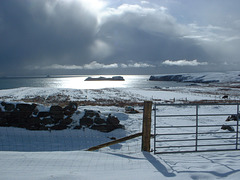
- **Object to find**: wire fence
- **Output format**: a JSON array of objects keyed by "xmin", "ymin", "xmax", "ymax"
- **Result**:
[{"xmin": 0, "ymin": 126, "xmax": 143, "ymax": 154}]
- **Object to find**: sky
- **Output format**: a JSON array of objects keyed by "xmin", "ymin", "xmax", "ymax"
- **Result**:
[{"xmin": 0, "ymin": 0, "xmax": 240, "ymax": 76}]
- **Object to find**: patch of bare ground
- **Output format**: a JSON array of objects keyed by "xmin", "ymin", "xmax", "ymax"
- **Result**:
[
  {"xmin": 21, "ymin": 95, "xmax": 70, "ymax": 106},
  {"xmin": 21, "ymin": 96, "xmax": 144, "ymax": 107}
]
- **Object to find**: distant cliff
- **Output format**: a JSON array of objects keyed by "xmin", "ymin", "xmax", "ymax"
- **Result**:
[{"xmin": 148, "ymin": 71, "xmax": 240, "ymax": 83}]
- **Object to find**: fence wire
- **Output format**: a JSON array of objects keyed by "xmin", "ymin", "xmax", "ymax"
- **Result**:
[{"xmin": 0, "ymin": 126, "xmax": 143, "ymax": 154}]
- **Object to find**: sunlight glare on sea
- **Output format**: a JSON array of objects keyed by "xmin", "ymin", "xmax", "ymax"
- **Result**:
[
  {"xmin": 56, "ymin": 75, "xmax": 142, "ymax": 89},
  {"xmin": 0, "ymin": 75, "xmax": 187, "ymax": 90}
]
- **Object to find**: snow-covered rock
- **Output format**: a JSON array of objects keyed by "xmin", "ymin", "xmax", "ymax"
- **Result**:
[{"xmin": 0, "ymin": 101, "xmax": 124, "ymax": 132}]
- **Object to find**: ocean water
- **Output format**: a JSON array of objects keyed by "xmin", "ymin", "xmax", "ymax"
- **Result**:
[{"xmin": 0, "ymin": 75, "xmax": 189, "ymax": 90}]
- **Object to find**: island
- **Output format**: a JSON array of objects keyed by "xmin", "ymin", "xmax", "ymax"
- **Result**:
[{"xmin": 84, "ymin": 76, "xmax": 125, "ymax": 81}]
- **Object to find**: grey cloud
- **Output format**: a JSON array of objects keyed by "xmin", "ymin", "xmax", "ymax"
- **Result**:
[
  {"xmin": 98, "ymin": 3, "xmax": 209, "ymax": 65},
  {"xmin": 1, "ymin": 0, "xmax": 240, "ymax": 76},
  {"xmin": 0, "ymin": 0, "xmax": 98, "ymax": 75}
]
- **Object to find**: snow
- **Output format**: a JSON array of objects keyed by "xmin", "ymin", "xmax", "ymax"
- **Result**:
[
  {"xmin": 0, "ymin": 75, "xmax": 240, "ymax": 179},
  {"xmin": 150, "ymin": 71, "xmax": 240, "ymax": 83},
  {"xmin": 2, "ymin": 150, "xmax": 240, "ymax": 180}
]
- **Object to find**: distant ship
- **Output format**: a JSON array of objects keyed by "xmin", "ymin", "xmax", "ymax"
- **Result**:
[{"xmin": 84, "ymin": 76, "xmax": 125, "ymax": 81}]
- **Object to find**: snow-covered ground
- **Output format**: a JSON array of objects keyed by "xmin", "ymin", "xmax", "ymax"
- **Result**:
[
  {"xmin": 150, "ymin": 71, "xmax": 240, "ymax": 83},
  {"xmin": 0, "ymin": 79, "xmax": 240, "ymax": 179},
  {"xmin": 1, "ymin": 150, "xmax": 240, "ymax": 180}
]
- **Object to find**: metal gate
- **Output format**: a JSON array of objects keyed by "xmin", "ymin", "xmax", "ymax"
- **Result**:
[{"xmin": 153, "ymin": 103, "xmax": 240, "ymax": 154}]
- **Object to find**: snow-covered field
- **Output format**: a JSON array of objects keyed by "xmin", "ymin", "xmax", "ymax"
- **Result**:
[{"xmin": 0, "ymin": 79, "xmax": 240, "ymax": 179}]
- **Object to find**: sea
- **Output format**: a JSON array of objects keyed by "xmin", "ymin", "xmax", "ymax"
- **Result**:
[{"xmin": 0, "ymin": 75, "xmax": 190, "ymax": 90}]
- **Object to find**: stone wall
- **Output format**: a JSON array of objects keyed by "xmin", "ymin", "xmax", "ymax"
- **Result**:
[{"xmin": 0, "ymin": 101, "xmax": 124, "ymax": 132}]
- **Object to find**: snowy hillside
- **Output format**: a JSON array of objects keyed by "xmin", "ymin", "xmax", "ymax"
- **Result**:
[{"xmin": 150, "ymin": 71, "xmax": 240, "ymax": 83}]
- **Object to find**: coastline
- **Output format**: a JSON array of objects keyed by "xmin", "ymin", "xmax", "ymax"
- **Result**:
[{"xmin": 1, "ymin": 83, "xmax": 240, "ymax": 106}]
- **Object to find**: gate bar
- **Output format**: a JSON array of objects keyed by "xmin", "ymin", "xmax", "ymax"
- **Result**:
[
  {"xmin": 236, "ymin": 104, "xmax": 239, "ymax": 150},
  {"xmin": 195, "ymin": 104, "xmax": 199, "ymax": 151},
  {"xmin": 154, "ymin": 103, "xmax": 157, "ymax": 154}
]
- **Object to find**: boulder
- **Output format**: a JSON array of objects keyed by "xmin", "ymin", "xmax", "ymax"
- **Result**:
[
  {"xmin": 80, "ymin": 117, "xmax": 94, "ymax": 127},
  {"xmin": 125, "ymin": 106, "xmax": 139, "ymax": 114},
  {"xmin": 25, "ymin": 117, "xmax": 41, "ymax": 130},
  {"xmin": 1, "ymin": 102, "xmax": 15, "ymax": 112},
  {"xmin": 94, "ymin": 117, "xmax": 106, "ymax": 124},
  {"xmin": 221, "ymin": 125, "xmax": 235, "ymax": 132},
  {"xmin": 84, "ymin": 110, "xmax": 100, "ymax": 117},
  {"xmin": 226, "ymin": 114, "xmax": 239, "ymax": 121},
  {"xmin": 16, "ymin": 103, "xmax": 37, "ymax": 112},
  {"xmin": 59, "ymin": 117, "xmax": 73, "ymax": 126},
  {"xmin": 0, "ymin": 112, "xmax": 10, "ymax": 126},
  {"xmin": 41, "ymin": 117, "xmax": 54, "ymax": 125},
  {"xmin": 79, "ymin": 110, "xmax": 124, "ymax": 132},
  {"xmin": 222, "ymin": 95, "xmax": 228, "ymax": 99},
  {"xmin": 107, "ymin": 114, "xmax": 120, "ymax": 126},
  {"xmin": 64, "ymin": 102, "xmax": 78, "ymax": 116},
  {"xmin": 37, "ymin": 111, "xmax": 51, "ymax": 118},
  {"xmin": 49, "ymin": 105, "xmax": 64, "ymax": 120}
]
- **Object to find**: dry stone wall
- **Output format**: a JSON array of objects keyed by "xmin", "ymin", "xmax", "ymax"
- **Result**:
[{"xmin": 0, "ymin": 101, "xmax": 124, "ymax": 132}]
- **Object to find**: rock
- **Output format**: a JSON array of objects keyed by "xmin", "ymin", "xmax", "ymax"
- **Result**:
[
  {"xmin": 50, "ymin": 105, "xmax": 64, "ymax": 120},
  {"xmin": 80, "ymin": 117, "xmax": 94, "ymax": 127},
  {"xmin": 41, "ymin": 117, "xmax": 54, "ymax": 125},
  {"xmin": 0, "ymin": 102, "xmax": 124, "ymax": 133},
  {"xmin": 13, "ymin": 110, "xmax": 31, "ymax": 119},
  {"xmin": 107, "ymin": 114, "xmax": 119, "ymax": 126},
  {"xmin": 64, "ymin": 102, "xmax": 78, "ymax": 115},
  {"xmin": 0, "ymin": 112, "xmax": 10, "ymax": 126},
  {"xmin": 84, "ymin": 110, "xmax": 100, "ymax": 117},
  {"xmin": 221, "ymin": 125, "xmax": 235, "ymax": 132},
  {"xmin": 16, "ymin": 103, "xmax": 36, "ymax": 112},
  {"xmin": 222, "ymin": 95, "xmax": 228, "ymax": 99},
  {"xmin": 37, "ymin": 111, "xmax": 51, "ymax": 118},
  {"xmin": 25, "ymin": 117, "xmax": 41, "ymax": 130},
  {"xmin": 60, "ymin": 117, "xmax": 73, "ymax": 126},
  {"xmin": 226, "ymin": 114, "xmax": 239, "ymax": 121},
  {"xmin": 125, "ymin": 106, "xmax": 139, "ymax": 114},
  {"xmin": 1, "ymin": 102, "xmax": 15, "ymax": 112},
  {"xmin": 94, "ymin": 117, "xmax": 106, "ymax": 124},
  {"xmin": 50, "ymin": 105, "xmax": 63, "ymax": 112}
]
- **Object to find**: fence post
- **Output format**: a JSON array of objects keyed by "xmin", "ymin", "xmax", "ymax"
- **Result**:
[{"xmin": 142, "ymin": 101, "xmax": 153, "ymax": 152}]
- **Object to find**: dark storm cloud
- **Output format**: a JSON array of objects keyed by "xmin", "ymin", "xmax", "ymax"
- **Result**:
[
  {"xmin": 0, "ymin": 0, "xmax": 98, "ymax": 75},
  {"xmin": 0, "ymin": 0, "xmax": 240, "ymax": 76}
]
